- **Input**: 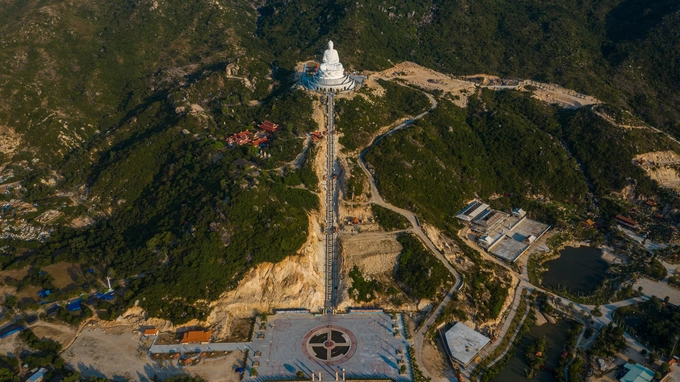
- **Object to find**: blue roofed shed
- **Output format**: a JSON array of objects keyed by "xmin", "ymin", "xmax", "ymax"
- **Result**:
[
  {"xmin": 66, "ymin": 298, "xmax": 82, "ymax": 311},
  {"xmin": 620, "ymin": 363, "xmax": 654, "ymax": 382}
]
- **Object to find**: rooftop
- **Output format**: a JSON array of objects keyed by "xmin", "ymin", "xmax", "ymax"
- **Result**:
[
  {"xmin": 620, "ymin": 363, "xmax": 654, "ymax": 382},
  {"xmin": 616, "ymin": 214, "xmax": 638, "ymax": 227},
  {"xmin": 443, "ymin": 322, "xmax": 490, "ymax": 366},
  {"xmin": 455, "ymin": 200, "xmax": 489, "ymax": 222},
  {"xmin": 180, "ymin": 330, "xmax": 211, "ymax": 344}
]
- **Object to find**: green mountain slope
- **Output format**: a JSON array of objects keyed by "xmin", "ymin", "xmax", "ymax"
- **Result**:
[
  {"xmin": 258, "ymin": 0, "xmax": 680, "ymax": 135},
  {"xmin": 0, "ymin": 0, "xmax": 679, "ymax": 322}
]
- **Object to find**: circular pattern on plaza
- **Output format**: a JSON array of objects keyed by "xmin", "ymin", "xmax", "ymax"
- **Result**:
[{"xmin": 302, "ymin": 325, "xmax": 357, "ymax": 365}]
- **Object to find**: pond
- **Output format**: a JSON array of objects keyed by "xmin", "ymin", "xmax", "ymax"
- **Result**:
[
  {"xmin": 491, "ymin": 319, "xmax": 572, "ymax": 382},
  {"xmin": 541, "ymin": 246, "xmax": 609, "ymax": 295}
]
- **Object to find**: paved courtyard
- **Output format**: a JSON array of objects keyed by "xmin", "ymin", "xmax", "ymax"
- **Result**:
[
  {"xmin": 633, "ymin": 278, "xmax": 680, "ymax": 305},
  {"xmin": 245, "ymin": 311, "xmax": 412, "ymax": 381}
]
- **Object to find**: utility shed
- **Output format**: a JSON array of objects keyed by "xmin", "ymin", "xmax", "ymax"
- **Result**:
[
  {"xmin": 444, "ymin": 322, "xmax": 491, "ymax": 367},
  {"xmin": 620, "ymin": 363, "xmax": 654, "ymax": 382},
  {"xmin": 143, "ymin": 328, "xmax": 159, "ymax": 336}
]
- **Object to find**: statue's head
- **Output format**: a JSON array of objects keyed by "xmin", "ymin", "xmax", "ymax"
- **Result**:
[{"xmin": 328, "ymin": 40, "xmax": 334, "ymax": 49}]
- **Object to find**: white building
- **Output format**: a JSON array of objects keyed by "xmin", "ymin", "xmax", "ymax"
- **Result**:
[
  {"xmin": 456, "ymin": 200, "xmax": 489, "ymax": 222},
  {"xmin": 443, "ymin": 322, "xmax": 491, "ymax": 367}
]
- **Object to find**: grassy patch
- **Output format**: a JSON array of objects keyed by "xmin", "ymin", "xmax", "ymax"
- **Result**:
[
  {"xmin": 395, "ymin": 233, "xmax": 453, "ymax": 301},
  {"xmin": 371, "ymin": 204, "xmax": 409, "ymax": 231}
]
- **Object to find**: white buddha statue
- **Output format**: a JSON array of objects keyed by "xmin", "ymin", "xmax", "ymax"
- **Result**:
[{"xmin": 318, "ymin": 40, "xmax": 345, "ymax": 80}]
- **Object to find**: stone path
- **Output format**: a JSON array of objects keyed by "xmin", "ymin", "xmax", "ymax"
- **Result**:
[{"xmin": 473, "ymin": 289, "xmax": 531, "ymax": 382}]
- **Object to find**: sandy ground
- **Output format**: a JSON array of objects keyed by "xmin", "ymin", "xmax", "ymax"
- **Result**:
[
  {"xmin": 0, "ymin": 125, "xmax": 22, "ymax": 157},
  {"xmin": 63, "ymin": 325, "xmax": 244, "ymax": 381},
  {"xmin": 634, "ymin": 151, "xmax": 680, "ymax": 190},
  {"xmin": 340, "ymin": 231, "xmax": 402, "ymax": 274},
  {"xmin": 370, "ymin": 61, "xmax": 474, "ymax": 108},
  {"xmin": 422, "ymin": 335, "xmax": 456, "ymax": 379},
  {"xmin": 30, "ymin": 320, "xmax": 77, "ymax": 346},
  {"xmin": 633, "ymin": 278, "xmax": 680, "ymax": 305},
  {"xmin": 69, "ymin": 215, "xmax": 94, "ymax": 228},
  {"xmin": 0, "ymin": 331, "xmax": 27, "ymax": 358}
]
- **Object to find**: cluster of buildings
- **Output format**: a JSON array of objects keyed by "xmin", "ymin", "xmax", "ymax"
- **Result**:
[
  {"xmin": 1, "ymin": 218, "xmax": 52, "ymax": 242},
  {"xmin": 226, "ymin": 120, "xmax": 281, "ymax": 147},
  {"xmin": 457, "ymin": 200, "xmax": 550, "ymax": 262}
]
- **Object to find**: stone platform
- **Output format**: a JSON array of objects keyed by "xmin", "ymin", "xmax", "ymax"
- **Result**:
[
  {"xmin": 303, "ymin": 74, "xmax": 360, "ymax": 93},
  {"xmin": 245, "ymin": 311, "xmax": 412, "ymax": 381}
]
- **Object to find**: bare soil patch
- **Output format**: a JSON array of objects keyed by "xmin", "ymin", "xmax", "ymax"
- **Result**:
[
  {"xmin": 30, "ymin": 320, "xmax": 77, "ymax": 346},
  {"xmin": 422, "ymin": 335, "xmax": 456, "ymax": 379},
  {"xmin": 340, "ymin": 232, "xmax": 402, "ymax": 275},
  {"xmin": 0, "ymin": 125, "xmax": 22, "ymax": 159},
  {"xmin": 42, "ymin": 262, "xmax": 80, "ymax": 289},
  {"xmin": 371, "ymin": 61, "xmax": 474, "ymax": 108},
  {"xmin": 64, "ymin": 324, "xmax": 243, "ymax": 381},
  {"xmin": 70, "ymin": 215, "xmax": 94, "ymax": 228},
  {"xmin": 634, "ymin": 151, "xmax": 680, "ymax": 190}
]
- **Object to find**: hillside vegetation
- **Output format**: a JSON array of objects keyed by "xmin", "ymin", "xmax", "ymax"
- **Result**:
[
  {"xmin": 366, "ymin": 89, "xmax": 680, "ymax": 235},
  {"xmin": 259, "ymin": 0, "xmax": 680, "ymax": 137},
  {"xmin": 0, "ymin": 0, "xmax": 679, "ymax": 322}
]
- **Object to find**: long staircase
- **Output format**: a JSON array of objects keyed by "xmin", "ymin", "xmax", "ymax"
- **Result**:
[{"xmin": 324, "ymin": 93, "xmax": 336, "ymax": 311}]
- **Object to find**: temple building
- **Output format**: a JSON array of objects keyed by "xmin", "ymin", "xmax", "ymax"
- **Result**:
[{"xmin": 303, "ymin": 40, "xmax": 360, "ymax": 93}]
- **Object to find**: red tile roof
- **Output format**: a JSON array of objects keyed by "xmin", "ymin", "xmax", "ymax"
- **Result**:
[
  {"xmin": 615, "ymin": 214, "xmax": 638, "ymax": 227},
  {"xmin": 180, "ymin": 330, "xmax": 211, "ymax": 344}
]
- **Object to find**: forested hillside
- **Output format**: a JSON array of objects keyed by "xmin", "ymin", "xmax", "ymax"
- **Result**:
[
  {"xmin": 365, "ymin": 89, "xmax": 680, "ymax": 236},
  {"xmin": 258, "ymin": 0, "xmax": 680, "ymax": 136},
  {"xmin": 0, "ymin": 0, "xmax": 320, "ymax": 321},
  {"xmin": 0, "ymin": 0, "xmax": 679, "ymax": 321}
]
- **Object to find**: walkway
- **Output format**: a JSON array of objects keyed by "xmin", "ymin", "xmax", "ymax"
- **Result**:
[
  {"xmin": 356, "ymin": 90, "xmax": 465, "ymax": 381},
  {"xmin": 325, "ymin": 93, "xmax": 337, "ymax": 309},
  {"xmin": 473, "ymin": 288, "xmax": 530, "ymax": 382},
  {"xmin": 149, "ymin": 342, "xmax": 250, "ymax": 354}
]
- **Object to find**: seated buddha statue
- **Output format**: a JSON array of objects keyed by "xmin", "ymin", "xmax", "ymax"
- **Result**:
[{"xmin": 318, "ymin": 40, "xmax": 345, "ymax": 80}]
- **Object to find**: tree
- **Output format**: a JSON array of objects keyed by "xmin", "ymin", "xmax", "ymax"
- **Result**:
[
  {"xmin": 649, "ymin": 352, "xmax": 658, "ymax": 363},
  {"xmin": 4, "ymin": 295, "xmax": 17, "ymax": 309},
  {"xmin": 0, "ymin": 369, "xmax": 19, "ymax": 382}
]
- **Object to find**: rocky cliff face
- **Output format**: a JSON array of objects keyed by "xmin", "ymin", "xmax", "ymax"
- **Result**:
[
  {"xmin": 205, "ymin": 217, "xmax": 324, "ymax": 338},
  {"xmin": 113, "ymin": 217, "xmax": 324, "ymax": 339}
]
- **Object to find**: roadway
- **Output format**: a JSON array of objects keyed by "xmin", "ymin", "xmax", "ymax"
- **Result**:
[
  {"xmin": 354, "ymin": 85, "xmax": 657, "ymax": 381},
  {"xmin": 356, "ymin": 90, "xmax": 465, "ymax": 381}
]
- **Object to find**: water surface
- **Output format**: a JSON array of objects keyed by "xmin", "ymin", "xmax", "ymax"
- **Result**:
[
  {"xmin": 541, "ymin": 246, "xmax": 608, "ymax": 294},
  {"xmin": 491, "ymin": 320, "xmax": 571, "ymax": 382}
]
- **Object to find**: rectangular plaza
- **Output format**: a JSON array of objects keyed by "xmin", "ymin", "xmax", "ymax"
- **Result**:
[{"xmin": 245, "ymin": 311, "xmax": 412, "ymax": 381}]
